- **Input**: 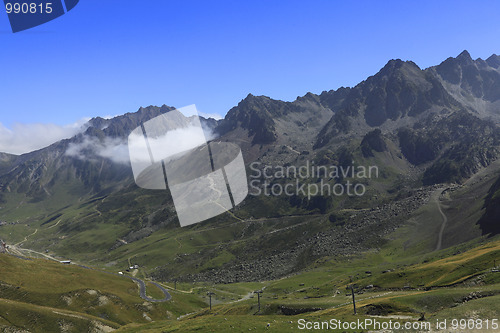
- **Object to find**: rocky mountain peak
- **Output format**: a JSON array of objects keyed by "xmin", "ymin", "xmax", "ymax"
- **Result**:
[
  {"xmin": 486, "ymin": 54, "xmax": 500, "ymax": 68},
  {"xmin": 376, "ymin": 59, "xmax": 421, "ymax": 78},
  {"xmin": 456, "ymin": 49, "xmax": 474, "ymax": 65},
  {"xmin": 237, "ymin": 94, "xmax": 274, "ymax": 110},
  {"xmin": 433, "ymin": 50, "xmax": 500, "ymax": 102},
  {"xmin": 85, "ymin": 105, "xmax": 176, "ymax": 139},
  {"xmin": 218, "ymin": 95, "xmax": 278, "ymax": 144}
]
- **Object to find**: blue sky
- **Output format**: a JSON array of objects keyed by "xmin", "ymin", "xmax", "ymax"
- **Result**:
[{"xmin": 1, "ymin": 0, "xmax": 500, "ymax": 153}]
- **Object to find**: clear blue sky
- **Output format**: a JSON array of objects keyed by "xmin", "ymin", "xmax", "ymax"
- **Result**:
[{"xmin": 1, "ymin": 0, "xmax": 500, "ymax": 127}]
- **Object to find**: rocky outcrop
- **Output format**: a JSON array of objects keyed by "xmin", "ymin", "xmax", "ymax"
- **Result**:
[
  {"xmin": 361, "ymin": 129, "xmax": 388, "ymax": 157},
  {"xmin": 477, "ymin": 175, "xmax": 500, "ymax": 235}
]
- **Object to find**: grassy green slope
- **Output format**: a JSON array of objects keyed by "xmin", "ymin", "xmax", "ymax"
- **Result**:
[
  {"xmin": 0, "ymin": 133, "xmax": 414, "ymax": 276},
  {"xmin": 114, "ymin": 237, "xmax": 500, "ymax": 332},
  {"xmin": 0, "ymin": 254, "xmax": 206, "ymax": 332},
  {"xmin": 1, "ymin": 219, "xmax": 499, "ymax": 332}
]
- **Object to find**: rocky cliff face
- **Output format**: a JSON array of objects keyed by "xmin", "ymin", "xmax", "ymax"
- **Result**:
[
  {"xmin": 429, "ymin": 50, "xmax": 500, "ymax": 120},
  {"xmin": 218, "ymin": 94, "xmax": 280, "ymax": 144},
  {"xmin": 361, "ymin": 129, "xmax": 388, "ymax": 157},
  {"xmin": 478, "ymin": 175, "xmax": 500, "ymax": 235},
  {"xmin": 314, "ymin": 59, "xmax": 462, "ymax": 148},
  {"xmin": 4, "ymin": 51, "xmax": 498, "ymax": 204}
]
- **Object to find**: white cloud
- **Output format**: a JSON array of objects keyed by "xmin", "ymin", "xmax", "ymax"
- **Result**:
[
  {"xmin": 0, "ymin": 119, "xmax": 89, "ymax": 155},
  {"xmin": 65, "ymin": 107, "xmax": 220, "ymax": 166},
  {"xmin": 65, "ymin": 136, "xmax": 131, "ymax": 165},
  {"xmin": 145, "ymin": 125, "xmax": 209, "ymax": 162},
  {"xmin": 66, "ymin": 122, "xmax": 218, "ymax": 166},
  {"xmin": 198, "ymin": 111, "xmax": 223, "ymax": 120}
]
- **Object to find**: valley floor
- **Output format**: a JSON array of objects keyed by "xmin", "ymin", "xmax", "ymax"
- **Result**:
[{"xmin": 1, "ymin": 233, "xmax": 499, "ymax": 332}]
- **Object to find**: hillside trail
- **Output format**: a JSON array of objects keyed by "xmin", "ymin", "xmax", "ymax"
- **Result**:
[
  {"xmin": 47, "ymin": 219, "xmax": 61, "ymax": 229},
  {"xmin": 224, "ymin": 286, "xmax": 267, "ymax": 304},
  {"xmin": 435, "ymin": 188, "xmax": 448, "ymax": 252},
  {"xmin": 175, "ymin": 286, "xmax": 268, "ymax": 320},
  {"xmin": 433, "ymin": 159, "xmax": 500, "ymax": 251},
  {"xmin": 8, "ymin": 244, "xmax": 60, "ymax": 261},
  {"xmin": 14, "ymin": 228, "xmax": 38, "ymax": 246}
]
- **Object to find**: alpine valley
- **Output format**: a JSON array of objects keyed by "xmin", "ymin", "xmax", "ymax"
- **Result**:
[{"xmin": 1, "ymin": 51, "xmax": 500, "ymax": 332}]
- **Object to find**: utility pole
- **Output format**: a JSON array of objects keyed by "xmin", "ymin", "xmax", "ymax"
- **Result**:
[
  {"xmin": 351, "ymin": 285, "xmax": 356, "ymax": 315},
  {"xmin": 174, "ymin": 280, "xmax": 177, "ymax": 290},
  {"xmin": 207, "ymin": 292, "xmax": 215, "ymax": 310},
  {"xmin": 254, "ymin": 290, "xmax": 263, "ymax": 313}
]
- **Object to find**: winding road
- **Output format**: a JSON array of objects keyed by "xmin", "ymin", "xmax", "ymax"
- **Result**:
[
  {"xmin": 127, "ymin": 277, "xmax": 172, "ymax": 302},
  {"xmin": 435, "ymin": 189, "xmax": 448, "ymax": 251},
  {"xmin": 5, "ymin": 245, "xmax": 171, "ymax": 303},
  {"xmin": 74, "ymin": 264, "xmax": 172, "ymax": 302},
  {"xmin": 4, "ymin": 198, "xmax": 171, "ymax": 304}
]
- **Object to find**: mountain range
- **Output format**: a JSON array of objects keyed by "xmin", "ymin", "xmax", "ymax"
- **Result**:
[{"xmin": 1, "ymin": 50, "xmax": 499, "ymax": 283}]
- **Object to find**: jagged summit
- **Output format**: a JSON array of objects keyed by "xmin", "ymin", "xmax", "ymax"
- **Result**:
[
  {"xmin": 378, "ymin": 58, "xmax": 421, "ymax": 75},
  {"xmin": 486, "ymin": 53, "xmax": 500, "ymax": 68},
  {"xmin": 86, "ymin": 104, "xmax": 176, "ymax": 138},
  {"xmin": 432, "ymin": 50, "xmax": 500, "ymax": 103},
  {"xmin": 456, "ymin": 49, "xmax": 474, "ymax": 64}
]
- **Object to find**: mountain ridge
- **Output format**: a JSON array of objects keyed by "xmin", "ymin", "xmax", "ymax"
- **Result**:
[{"xmin": 1, "ymin": 50, "xmax": 500, "ymax": 284}]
